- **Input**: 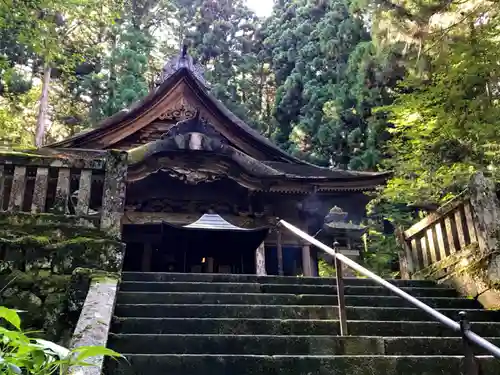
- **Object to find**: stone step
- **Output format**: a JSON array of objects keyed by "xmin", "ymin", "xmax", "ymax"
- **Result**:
[
  {"xmin": 113, "ymin": 304, "xmax": 498, "ymax": 321},
  {"xmin": 111, "ymin": 317, "xmax": 500, "ymax": 337},
  {"xmin": 104, "ymin": 354, "xmax": 497, "ymax": 375},
  {"xmin": 121, "ymin": 272, "xmax": 437, "ymax": 287},
  {"xmin": 117, "ymin": 282, "xmax": 458, "ymax": 297},
  {"xmin": 114, "ymin": 292, "xmax": 478, "ymax": 309},
  {"xmin": 107, "ymin": 334, "xmax": 500, "ymax": 356}
]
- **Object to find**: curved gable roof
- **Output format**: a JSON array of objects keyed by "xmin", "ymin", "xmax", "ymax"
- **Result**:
[
  {"xmin": 45, "ymin": 49, "xmax": 389, "ymax": 189},
  {"xmin": 47, "ymin": 68, "xmax": 305, "ymax": 164}
]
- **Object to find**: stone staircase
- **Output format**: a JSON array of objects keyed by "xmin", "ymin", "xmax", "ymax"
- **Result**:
[{"xmin": 105, "ymin": 272, "xmax": 500, "ymax": 375}]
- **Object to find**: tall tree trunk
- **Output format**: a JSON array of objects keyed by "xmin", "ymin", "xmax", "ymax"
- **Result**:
[
  {"xmin": 35, "ymin": 63, "xmax": 51, "ymax": 147},
  {"xmin": 106, "ymin": 27, "xmax": 118, "ymax": 116}
]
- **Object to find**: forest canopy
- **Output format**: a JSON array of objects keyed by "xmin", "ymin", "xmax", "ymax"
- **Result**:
[{"xmin": 1, "ymin": 0, "xmax": 499, "ymax": 226}]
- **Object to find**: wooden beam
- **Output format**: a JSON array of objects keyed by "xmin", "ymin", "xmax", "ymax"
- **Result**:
[
  {"xmin": 395, "ymin": 228, "xmax": 413, "ymax": 279},
  {"xmin": 454, "ymin": 208, "xmax": 466, "ymax": 249},
  {"xmin": 142, "ymin": 243, "xmax": 152, "ymax": 272},
  {"xmin": 276, "ymin": 227, "xmax": 284, "ymax": 276},
  {"xmin": 404, "ymin": 194, "xmax": 466, "ymax": 238},
  {"xmin": 302, "ymin": 243, "xmax": 313, "ymax": 277},
  {"xmin": 463, "ymin": 202, "xmax": 478, "ymax": 243},
  {"xmin": 444, "ymin": 216, "xmax": 456, "ymax": 255},
  {"xmin": 434, "ymin": 221, "xmax": 446, "ymax": 262}
]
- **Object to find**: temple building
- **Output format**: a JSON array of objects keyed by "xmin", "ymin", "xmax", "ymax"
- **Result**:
[{"xmin": 46, "ymin": 47, "xmax": 389, "ymax": 277}]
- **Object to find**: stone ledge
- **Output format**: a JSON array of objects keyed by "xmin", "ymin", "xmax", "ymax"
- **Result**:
[{"xmin": 68, "ymin": 277, "xmax": 119, "ymax": 375}]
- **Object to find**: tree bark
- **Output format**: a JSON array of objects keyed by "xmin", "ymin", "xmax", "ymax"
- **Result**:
[{"xmin": 35, "ymin": 63, "xmax": 51, "ymax": 147}]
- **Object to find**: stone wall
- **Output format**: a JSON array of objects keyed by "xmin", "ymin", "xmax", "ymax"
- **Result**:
[
  {"xmin": 0, "ymin": 148, "xmax": 128, "ymax": 344},
  {"xmin": 0, "ymin": 212, "xmax": 124, "ymax": 343}
]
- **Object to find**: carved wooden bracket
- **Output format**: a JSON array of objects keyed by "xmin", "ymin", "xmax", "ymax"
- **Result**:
[{"xmin": 161, "ymin": 167, "xmax": 222, "ymax": 185}]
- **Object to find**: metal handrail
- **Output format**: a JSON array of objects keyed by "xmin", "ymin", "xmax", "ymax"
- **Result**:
[{"xmin": 279, "ymin": 219, "xmax": 500, "ymax": 362}]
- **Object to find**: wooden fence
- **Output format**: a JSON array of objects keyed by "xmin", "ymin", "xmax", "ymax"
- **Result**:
[
  {"xmin": 397, "ymin": 192, "xmax": 479, "ymax": 279},
  {"xmin": 0, "ymin": 148, "xmax": 128, "ymax": 236}
]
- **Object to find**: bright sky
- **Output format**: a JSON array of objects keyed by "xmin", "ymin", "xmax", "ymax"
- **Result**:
[{"xmin": 246, "ymin": 0, "xmax": 274, "ymax": 17}]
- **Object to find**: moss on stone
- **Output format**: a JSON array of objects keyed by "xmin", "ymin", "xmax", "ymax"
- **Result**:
[
  {"xmin": 0, "ymin": 149, "xmax": 50, "ymax": 158},
  {"xmin": 73, "ymin": 267, "xmax": 121, "ymax": 282},
  {"xmin": 127, "ymin": 144, "xmax": 149, "ymax": 165},
  {"xmin": 0, "ymin": 212, "xmax": 125, "ymax": 343},
  {"xmin": 0, "ymin": 211, "xmax": 98, "ymax": 228}
]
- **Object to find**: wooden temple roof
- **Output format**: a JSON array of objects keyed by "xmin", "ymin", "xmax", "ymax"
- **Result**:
[{"xmin": 46, "ymin": 47, "xmax": 389, "ymax": 192}]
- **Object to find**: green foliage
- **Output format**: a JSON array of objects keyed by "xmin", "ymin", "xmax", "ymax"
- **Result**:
[
  {"xmin": 262, "ymin": 0, "xmax": 393, "ymax": 168},
  {"xmin": 318, "ymin": 259, "xmax": 336, "ymax": 278},
  {"xmin": 102, "ymin": 26, "xmax": 154, "ymax": 116},
  {"xmin": 0, "ymin": 306, "xmax": 121, "ymax": 375},
  {"xmin": 2, "ymin": 0, "xmax": 499, "ymax": 276},
  {"xmin": 359, "ymin": 0, "xmax": 500, "ymax": 241},
  {"xmin": 170, "ymin": 0, "xmax": 268, "ymax": 130},
  {"xmin": 363, "ymin": 229, "xmax": 400, "ymax": 278},
  {"xmin": 0, "ymin": 89, "xmax": 40, "ymax": 147}
]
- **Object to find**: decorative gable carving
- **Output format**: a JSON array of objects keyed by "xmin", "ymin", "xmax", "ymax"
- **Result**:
[{"xmin": 158, "ymin": 99, "xmax": 197, "ymax": 122}]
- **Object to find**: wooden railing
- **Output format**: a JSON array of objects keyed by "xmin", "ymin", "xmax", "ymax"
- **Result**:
[
  {"xmin": 0, "ymin": 148, "xmax": 128, "ymax": 236},
  {"xmin": 397, "ymin": 192, "xmax": 479, "ymax": 278}
]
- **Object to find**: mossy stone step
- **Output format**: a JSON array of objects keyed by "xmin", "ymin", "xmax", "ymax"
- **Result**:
[
  {"xmin": 113, "ymin": 304, "xmax": 498, "ymax": 321},
  {"xmin": 112, "ymin": 317, "xmax": 500, "ymax": 337},
  {"xmin": 113, "ymin": 304, "xmax": 499, "ymax": 322},
  {"xmin": 106, "ymin": 273, "xmax": 500, "ymax": 375},
  {"xmin": 121, "ymin": 272, "xmax": 437, "ymax": 287},
  {"xmin": 110, "ymin": 317, "xmax": 500, "ymax": 337},
  {"xmin": 117, "ymin": 282, "xmax": 458, "ymax": 297},
  {"xmin": 114, "ymin": 291, "xmax": 478, "ymax": 309},
  {"xmin": 104, "ymin": 354, "xmax": 497, "ymax": 375},
  {"xmin": 107, "ymin": 334, "xmax": 500, "ymax": 356}
]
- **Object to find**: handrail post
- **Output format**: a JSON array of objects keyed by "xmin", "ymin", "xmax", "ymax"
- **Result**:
[
  {"xmin": 459, "ymin": 311, "xmax": 480, "ymax": 375},
  {"xmin": 333, "ymin": 241, "xmax": 348, "ymax": 336}
]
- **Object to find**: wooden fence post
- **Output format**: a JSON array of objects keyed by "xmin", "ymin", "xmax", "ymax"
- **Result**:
[{"xmin": 395, "ymin": 228, "xmax": 413, "ymax": 279}]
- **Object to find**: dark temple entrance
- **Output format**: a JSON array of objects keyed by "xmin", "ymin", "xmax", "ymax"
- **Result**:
[{"xmin": 122, "ymin": 214, "xmax": 269, "ymax": 274}]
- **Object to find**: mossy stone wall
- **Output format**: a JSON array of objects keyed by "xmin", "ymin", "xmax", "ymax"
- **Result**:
[
  {"xmin": 413, "ymin": 243, "xmax": 500, "ymax": 309},
  {"xmin": 0, "ymin": 212, "xmax": 124, "ymax": 343}
]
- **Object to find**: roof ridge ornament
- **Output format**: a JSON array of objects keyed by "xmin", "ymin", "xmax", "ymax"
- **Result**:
[{"xmin": 159, "ymin": 43, "xmax": 209, "ymax": 88}]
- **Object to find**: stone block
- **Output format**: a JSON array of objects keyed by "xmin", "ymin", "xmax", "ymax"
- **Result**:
[{"xmin": 477, "ymin": 289, "xmax": 500, "ymax": 310}]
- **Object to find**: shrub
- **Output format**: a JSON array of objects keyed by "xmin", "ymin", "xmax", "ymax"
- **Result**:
[{"xmin": 0, "ymin": 306, "xmax": 121, "ymax": 374}]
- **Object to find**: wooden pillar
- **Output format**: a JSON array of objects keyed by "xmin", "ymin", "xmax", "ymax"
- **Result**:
[
  {"xmin": 395, "ymin": 228, "xmax": 413, "ymax": 279},
  {"xmin": 255, "ymin": 242, "xmax": 267, "ymax": 276},
  {"xmin": 277, "ymin": 227, "xmax": 284, "ymax": 276},
  {"xmin": 302, "ymin": 242, "xmax": 313, "ymax": 277},
  {"xmin": 207, "ymin": 257, "xmax": 214, "ymax": 273},
  {"xmin": 142, "ymin": 243, "xmax": 152, "ymax": 272}
]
